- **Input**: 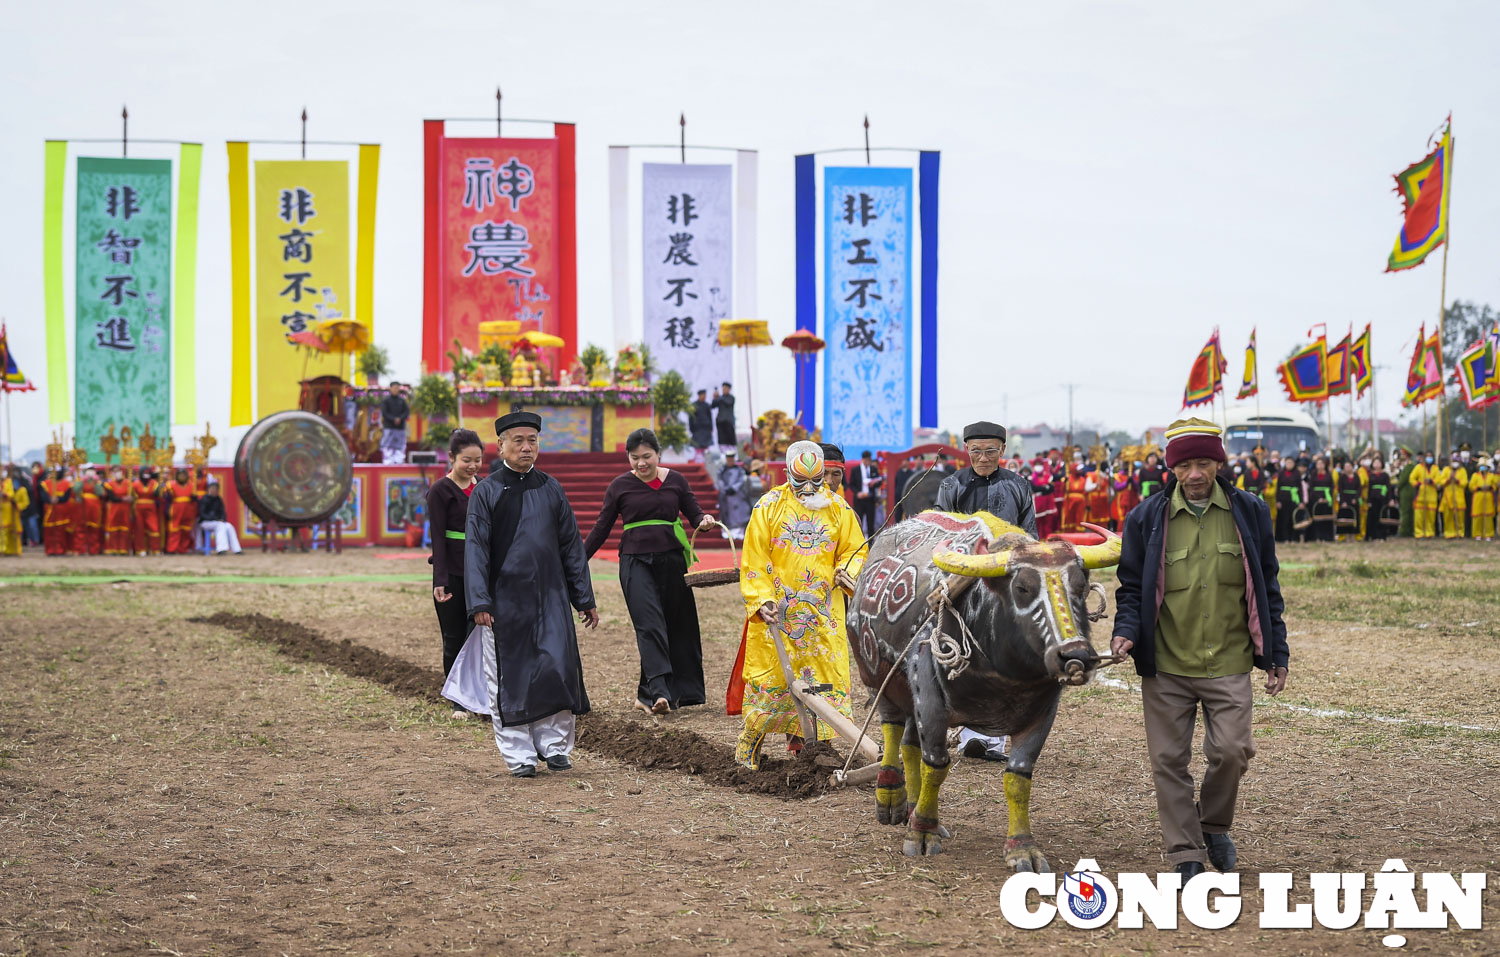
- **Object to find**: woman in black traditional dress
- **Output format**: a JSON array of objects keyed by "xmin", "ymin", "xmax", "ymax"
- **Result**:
[
  {"xmin": 427, "ymin": 429, "xmax": 485, "ymax": 719},
  {"xmin": 584, "ymin": 428, "xmax": 716, "ymax": 715},
  {"xmin": 1365, "ymin": 455, "xmax": 1393, "ymax": 541}
]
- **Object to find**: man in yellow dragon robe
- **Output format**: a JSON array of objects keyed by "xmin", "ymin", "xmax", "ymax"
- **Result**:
[{"xmin": 734, "ymin": 441, "xmax": 866, "ymax": 770}]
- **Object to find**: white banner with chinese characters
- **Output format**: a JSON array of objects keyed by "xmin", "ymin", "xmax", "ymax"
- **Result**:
[{"xmin": 641, "ymin": 163, "xmax": 733, "ymax": 395}]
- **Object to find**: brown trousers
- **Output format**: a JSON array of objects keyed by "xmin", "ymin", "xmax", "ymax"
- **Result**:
[{"xmin": 1141, "ymin": 671, "xmax": 1255, "ymax": 865}]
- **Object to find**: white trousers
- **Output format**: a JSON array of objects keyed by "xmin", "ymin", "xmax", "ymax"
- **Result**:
[
  {"xmin": 201, "ymin": 520, "xmax": 241, "ymax": 554},
  {"xmin": 958, "ymin": 727, "xmax": 1009, "ymax": 752},
  {"xmin": 494, "ymin": 711, "xmax": 576, "ymax": 773},
  {"xmin": 443, "ymin": 625, "xmax": 578, "ymax": 773}
]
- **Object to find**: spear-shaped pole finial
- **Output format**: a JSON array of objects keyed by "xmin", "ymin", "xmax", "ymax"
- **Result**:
[
  {"xmin": 122, "ymin": 105, "xmax": 129, "ymax": 157},
  {"xmin": 301, "ymin": 107, "xmax": 308, "ymax": 159},
  {"xmin": 863, "ymin": 113, "xmax": 870, "ymax": 166},
  {"xmin": 680, "ymin": 112, "xmax": 686, "ymax": 164},
  {"xmin": 496, "ymin": 86, "xmax": 503, "ymax": 137}
]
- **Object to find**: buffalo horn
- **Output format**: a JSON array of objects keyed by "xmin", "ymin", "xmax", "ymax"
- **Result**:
[
  {"xmin": 1075, "ymin": 523, "xmax": 1123, "ymax": 569},
  {"xmin": 932, "ymin": 549, "xmax": 1014, "ymax": 578}
]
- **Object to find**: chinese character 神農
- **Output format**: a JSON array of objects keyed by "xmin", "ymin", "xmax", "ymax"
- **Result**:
[
  {"xmin": 463, "ymin": 221, "xmax": 533, "ymax": 277},
  {"xmin": 462, "ymin": 158, "xmax": 498, "ymax": 212},
  {"xmin": 495, "ymin": 157, "xmax": 535, "ymax": 211}
]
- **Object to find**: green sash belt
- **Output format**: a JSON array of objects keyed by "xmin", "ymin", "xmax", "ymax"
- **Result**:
[
  {"xmin": 445, "ymin": 530, "xmax": 466, "ymax": 540},
  {"xmin": 623, "ymin": 519, "xmax": 696, "ymax": 567}
]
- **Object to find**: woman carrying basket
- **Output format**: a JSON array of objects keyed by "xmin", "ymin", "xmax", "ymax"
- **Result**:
[{"xmin": 584, "ymin": 428, "xmax": 716, "ymax": 715}]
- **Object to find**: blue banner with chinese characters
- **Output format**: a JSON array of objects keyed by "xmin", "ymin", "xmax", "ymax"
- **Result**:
[
  {"xmin": 641, "ymin": 163, "xmax": 733, "ymax": 395},
  {"xmin": 823, "ymin": 166, "xmax": 912, "ymax": 454},
  {"xmin": 75, "ymin": 157, "xmax": 171, "ymax": 457}
]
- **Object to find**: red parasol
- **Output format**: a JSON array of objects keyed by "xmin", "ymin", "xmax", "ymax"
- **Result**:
[{"xmin": 781, "ymin": 330, "xmax": 826, "ymax": 427}]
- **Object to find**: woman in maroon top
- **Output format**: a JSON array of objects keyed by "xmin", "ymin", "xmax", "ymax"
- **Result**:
[
  {"xmin": 584, "ymin": 428, "xmax": 716, "ymax": 715},
  {"xmin": 428, "ymin": 429, "xmax": 486, "ymax": 719}
]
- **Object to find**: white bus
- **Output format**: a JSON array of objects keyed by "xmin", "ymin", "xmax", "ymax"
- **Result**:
[{"xmin": 1215, "ymin": 405, "xmax": 1321, "ymax": 458}]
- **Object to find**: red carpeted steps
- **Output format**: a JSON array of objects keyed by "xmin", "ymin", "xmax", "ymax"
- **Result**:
[{"xmin": 537, "ymin": 453, "xmax": 730, "ymax": 551}]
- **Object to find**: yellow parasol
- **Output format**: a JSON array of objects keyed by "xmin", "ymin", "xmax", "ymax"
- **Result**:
[
  {"xmin": 514, "ymin": 330, "xmax": 566, "ymax": 350},
  {"xmin": 717, "ymin": 318, "xmax": 773, "ymax": 348},
  {"xmin": 716, "ymin": 319, "xmax": 773, "ymax": 453},
  {"xmin": 316, "ymin": 319, "xmax": 370, "ymax": 355}
]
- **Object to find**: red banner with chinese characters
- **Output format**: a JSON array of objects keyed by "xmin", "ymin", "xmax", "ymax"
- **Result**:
[{"xmin": 425, "ymin": 124, "xmax": 576, "ymax": 373}]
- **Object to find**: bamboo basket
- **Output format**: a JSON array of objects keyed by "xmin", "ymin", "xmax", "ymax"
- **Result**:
[{"xmin": 683, "ymin": 520, "xmax": 741, "ymax": 589}]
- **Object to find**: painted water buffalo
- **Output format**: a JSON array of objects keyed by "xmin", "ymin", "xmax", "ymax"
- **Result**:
[{"xmin": 847, "ymin": 511, "xmax": 1121, "ymax": 865}]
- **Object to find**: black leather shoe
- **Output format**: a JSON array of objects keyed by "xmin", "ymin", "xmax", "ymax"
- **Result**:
[
  {"xmin": 511, "ymin": 765, "xmax": 537, "ymax": 778},
  {"xmin": 545, "ymin": 754, "xmax": 573, "ymax": 771},
  {"xmin": 1205, "ymin": 832, "xmax": 1237, "ymax": 871},
  {"xmin": 984, "ymin": 748, "xmax": 1010, "ymax": 765},
  {"xmin": 1176, "ymin": 861, "xmax": 1205, "ymax": 880}
]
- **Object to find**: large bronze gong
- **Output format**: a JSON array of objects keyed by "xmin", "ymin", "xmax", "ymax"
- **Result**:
[{"xmin": 233, "ymin": 411, "xmax": 353, "ymax": 526}]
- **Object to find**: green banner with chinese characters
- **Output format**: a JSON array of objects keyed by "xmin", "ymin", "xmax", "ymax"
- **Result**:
[{"xmin": 75, "ymin": 157, "xmax": 172, "ymax": 457}]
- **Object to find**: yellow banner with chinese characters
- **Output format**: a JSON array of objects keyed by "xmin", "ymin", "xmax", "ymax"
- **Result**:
[{"xmin": 254, "ymin": 160, "xmax": 350, "ymax": 417}]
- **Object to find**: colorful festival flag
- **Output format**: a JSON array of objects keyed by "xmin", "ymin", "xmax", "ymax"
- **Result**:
[
  {"xmin": 1277, "ymin": 338, "xmax": 1328, "ymax": 403},
  {"xmin": 1182, "ymin": 328, "xmax": 1226, "ymax": 408},
  {"xmin": 254, "ymin": 161, "xmax": 351, "ymax": 418},
  {"xmin": 1387, "ymin": 119, "xmax": 1452, "ymax": 272},
  {"xmin": 1456, "ymin": 340, "xmax": 1494, "ymax": 410},
  {"xmin": 76, "ymin": 157, "xmax": 172, "ymax": 458},
  {"xmin": 1401, "ymin": 328, "xmax": 1445, "ymax": 407},
  {"xmin": 1402, "ymin": 326, "xmax": 1426, "ymax": 408},
  {"xmin": 641, "ymin": 163, "xmax": 733, "ymax": 396},
  {"xmin": 423, "ymin": 122, "xmax": 577, "ymax": 373},
  {"xmin": 0, "ymin": 323, "xmax": 36, "ymax": 392},
  {"xmin": 1326, "ymin": 333, "xmax": 1352, "ymax": 397},
  {"xmin": 1236, "ymin": 328, "xmax": 1257, "ymax": 400},
  {"xmin": 823, "ymin": 166, "xmax": 914, "ymax": 453},
  {"xmin": 1349, "ymin": 324, "xmax": 1373, "ymax": 397}
]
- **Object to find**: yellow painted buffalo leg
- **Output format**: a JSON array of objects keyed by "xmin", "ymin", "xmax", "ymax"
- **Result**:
[
  {"xmin": 1003, "ymin": 771, "xmax": 1051, "ymax": 873},
  {"xmin": 902, "ymin": 760, "xmax": 950, "ymax": 857},
  {"xmin": 875, "ymin": 722, "xmax": 907, "ymax": 826}
]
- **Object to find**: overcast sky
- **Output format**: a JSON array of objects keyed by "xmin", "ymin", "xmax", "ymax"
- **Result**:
[{"xmin": 3, "ymin": 1, "xmax": 1498, "ymax": 459}]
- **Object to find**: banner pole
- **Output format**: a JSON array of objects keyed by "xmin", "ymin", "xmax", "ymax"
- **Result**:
[
  {"xmin": 1436, "ymin": 128, "xmax": 1454, "ymax": 456},
  {"xmin": 121, "ymin": 105, "xmax": 128, "ymax": 157},
  {"xmin": 1436, "ymin": 241, "xmax": 1450, "ymax": 456},
  {"xmin": 496, "ymin": 87, "xmax": 502, "ymax": 137}
]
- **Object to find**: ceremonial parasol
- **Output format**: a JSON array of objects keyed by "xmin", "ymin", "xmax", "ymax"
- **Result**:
[
  {"xmin": 316, "ymin": 319, "xmax": 370, "ymax": 356},
  {"xmin": 781, "ymin": 329, "xmax": 826, "ymax": 427},
  {"xmin": 289, "ymin": 329, "xmax": 331, "ymax": 383},
  {"xmin": 514, "ymin": 330, "xmax": 566, "ymax": 350},
  {"xmin": 718, "ymin": 319, "xmax": 773, "ymax": 453}
]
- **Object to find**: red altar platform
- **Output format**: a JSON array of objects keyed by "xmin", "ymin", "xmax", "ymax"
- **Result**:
[{"xmin": 206, "ymin": 453, "xmax": 729, "ymax": 550}]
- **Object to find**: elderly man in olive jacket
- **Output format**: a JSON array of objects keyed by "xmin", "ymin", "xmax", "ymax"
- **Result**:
[{"xmin": 1110, "ymin": 417, "xmax": 1290, "ymax": 880}]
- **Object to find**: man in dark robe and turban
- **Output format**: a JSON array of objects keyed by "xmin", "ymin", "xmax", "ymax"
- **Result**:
[{"xmin": 459, "ymin": 412, "xmax": 599, "ymax": 778}]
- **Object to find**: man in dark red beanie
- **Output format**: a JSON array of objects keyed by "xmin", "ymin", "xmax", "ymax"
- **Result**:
[{"xmin": 1109, "ymin": 416, "xmax": 1289, "ymax": 880}]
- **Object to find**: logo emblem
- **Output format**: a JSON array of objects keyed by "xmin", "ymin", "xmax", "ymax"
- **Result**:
[{"xmin": 1062, "ymin": 871, "xmax": 1108, "ymax": 921}]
